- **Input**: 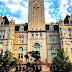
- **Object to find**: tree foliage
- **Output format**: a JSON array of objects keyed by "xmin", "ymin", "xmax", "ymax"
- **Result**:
[
  {"xmin": 50, "ymin": 48, "xmax": 72, "ymax": 72},
  {"xmin": 0, "ymin": 50, "xmax": 18, "ymax": 72}
]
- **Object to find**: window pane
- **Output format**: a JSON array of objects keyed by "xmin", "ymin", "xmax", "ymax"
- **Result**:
[
  {"xmin": 53, "ymin": 35, "xmax": 55, "ymax": 38},
  {"xmin": 22, "ymin": 41, "xmax": 24, "ymax": 43},
  {"xmin": 4, "ymin": 31, "xmax": 5, "ymax": 33},
  {"xmin": 68, "ymin": 28, "xmax": 70, "ymax": 31},
  {"xmin": 1, "ymin": 22, "xmax": 3, "ymax": 25},
  {"xmin": 0, "ymin": 35, "xmax": 1, "ymax": 39},
  {"xmin": 22, "ymin": 35, "xmax": 24, "ymax": 38},
  {"xmin": 32, "ymin": 34, "xmax": 34, "ymax": 37},
  {"xmin": 53, "ymin": 40, "xmax": 55, "ymax": 43},
  {"xmin": 69, "ymin": 34, "xmax": 71, "ymax": 37},
  {"xmin": 19, "ymin": 47, "xmax": 23, "ymax": 51},
  {"xmin": 50, "ymin": 28, "xmax": 53, "ymax": 31},
  {"xmin": 71, "ymin": 48, "xmax": 72, "ymax": 54},
  {"xmin": 22, "ymin": 28, "xmax": 23, "ymax": 31},
  {"xmin": 71, "ymin": 41, "xmax": 72, "ymax": 46},
  {"xmin": 50, "ymin": 35, "xmax": 52, "ymax": 38},
  {"xmin": 34, "ymin": 47, "xmax": 36, "ymax": 51},
  {"xmin": 3, "ymin": 35, "xmax": 4, "ymax": 39},
  {"xmin": 1, "ymin": 50, "xmax": 3, "ymax": 54},
  {"xmin": 51, "ymin": 47, "xmax": 55, "ymax": 51},
  {"xmin": 38, "ymin": 53, "xmax": 40, "ymax": 56},
  {"xmin": 35, "ymin": 43, "xmax": 40, "ymax": 46},
  {"xmin": 37, "ymin": 47, "xmax": 40, "ymax": 51},
  {"xmin": 50, "ymin": 40, "xmax": 52, "ymax": 43},
  {"xmin": 51, "ymin": 53, "xmax": 53, "ymax": 58},
  {"xmin": 36, "ymin": 34, "xmax": 38, "ymax": 37},
  {"xmin": 18, "ymin": 54, "xmax": 20, "ymax": 58},
  {"xmin": 21, "ymin": 54, "xmax": 23, "ymax": 58},
  {"xmin": 70, "ymin": 21, "xmax": 72, "ymax": 24},
  {"xmin": 54, "ymin": 53, "xmax": 56, "ymax": 57},
  {"xmin": 40, "ymin": 34, "xmax": 42, "ymax": 37}
]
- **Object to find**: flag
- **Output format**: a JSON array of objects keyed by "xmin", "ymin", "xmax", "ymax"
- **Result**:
[
  {"xmin": 38, "ymin": 60, "xmax": 43, "ymax": 65},
  {"xmin": 45, "ymin": 59, "xmax": 50, "ymax": 67}
]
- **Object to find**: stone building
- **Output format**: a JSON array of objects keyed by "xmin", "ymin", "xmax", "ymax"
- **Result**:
[{"xmin": 0, "ymin": 0, "xmax": 72, "ymax": 63}]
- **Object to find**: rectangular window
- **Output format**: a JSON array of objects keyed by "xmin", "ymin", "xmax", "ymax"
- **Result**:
[
  {"xmin": 71, "ymin": 48, "xmax": 72, "ymax": 54},
  {"xmin": 53, "ymin": 40, "xmax": 55, "ymax": 43},
  {"xmin": 51, "ymin": 53, "xmax": 53, "ymax": 58},
  {"xmin": 22, "ymin": 28, "xmax": 23, "ymax": 31},
  {"xmin": 0, "ymin": 35, "xmax": 1, "ymax": 39},
  {"xmin": 22, "ymin": 41, "xmax": 24, "ymax": 43},
  {"xmin": 70, "ymin": 20, "xmax": 72, "ymax": 24},
  {"xmin": 54, "ymin": 53, "xmax": 56, "ymax": 57},
  {"xmin": 1, "ymin": 50, "xmax": 3, "ymax": 54},
  {"xmin": 50, "ymin": 40, "xmax": 52, "ymax": 43},
  {"xmin": 50, "ymin": 35, "xmax": 52, "ymax": 38},
  {"xmin": 53, "ymin": 35, "xmax": 55, "ymax": 38},
  {"xmin": 3, "ymin": 35, "xmax": 4, "ymax": 39},
  {"xmin": 18, "ymin": 54, "xmax": 20, "ymax": 58},
  {"xmin": 69, "ymin": 34, "xmax": 71, "ymax": 37},
  {"xmin": 34, "ymin": 47, "xmax": 36, "ymax": 51},
  {"xmin": 21, "ymin": 54, "xmax": 23, "ymax": 58}
]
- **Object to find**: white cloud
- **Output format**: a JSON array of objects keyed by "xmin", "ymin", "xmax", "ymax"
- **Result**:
[
  {"xmin": 12, "ymin": 0, "xmax": 23, "ymax": 3},
  {"xmin": 0, "ymin": 0, "xmax": 9, "ymax": 3},
  {"xmin": 5, "ymin": 3, "xmax": 20, "ymax": 13},
  {"xmin": 23, "ymin": 1, "xmax": 28, "ymax": 7},
  {"xmin": 6, "ymin": 14, "xmax": 25, "ymax": 24},
  {"xmin": 59, "ymin": 0, "xmax": 70, "ymax": 18}
]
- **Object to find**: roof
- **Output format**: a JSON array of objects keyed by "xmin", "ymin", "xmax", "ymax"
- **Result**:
[{"xmin": 15, "ymin": 23, "xmax": 28, "ymax": 26}]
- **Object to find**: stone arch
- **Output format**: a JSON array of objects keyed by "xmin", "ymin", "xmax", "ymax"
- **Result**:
[
  {"xmin": 0, "ymin": 42, "xmax": 4, "ymax": 47},
  {"xmin": 50, "ymin": 45, "xmax": 57, "ymax": 50},
  {"xmin": 32, "ymin": 41, "xmax": 42, "ymax": 47}
]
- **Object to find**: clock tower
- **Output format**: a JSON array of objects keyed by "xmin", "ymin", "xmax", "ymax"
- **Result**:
[
  {"xmin": 28, "ymin": 0, "xmax": 47, "ymax": 63},
  {"xmin": 28, "ymin": 0, "xmax": 45, "ymax": 31}
]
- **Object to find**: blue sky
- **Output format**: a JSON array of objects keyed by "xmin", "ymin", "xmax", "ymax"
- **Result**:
[{"xmin": 0, "ymin": 0, "xmax": 72, "ymax": 24}]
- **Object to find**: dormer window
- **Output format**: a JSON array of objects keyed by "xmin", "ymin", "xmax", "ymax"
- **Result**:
[{"xmin": 1, "ymin": 22, "xmax": 3, "ymax": 25}]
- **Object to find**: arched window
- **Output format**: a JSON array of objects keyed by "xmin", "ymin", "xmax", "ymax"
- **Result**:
[
  {"xmin": 36, "ymin": 34, "xmax": 38, "ymax": 37},
  {"xmin": 51, "ymin": 47, "xmax": 56, "ymax": 51},
  {"xmin": 0, "ymin": 42, "xmax": 4, "ymax": 47},
  {"xmin": 34, "ymin": 43, "xmax": 40, "ymax": 55},
  {"xmin": 19, "ymin": 47, "xmax": 23, "ymax": 51},
  {"xmin": 32, "ymin": 34, "xmax": 34, "ymax": 37},
  {"xmin": 51, "ymin": 46, "xmax": 56, "ymax": 58},
  {"xmin": 1, "ymin": 22, "xmax": 3, "ymax": 25},
  {"xmin": 40, "ymin": 34, "xmax": 42, "ymax": 37}
]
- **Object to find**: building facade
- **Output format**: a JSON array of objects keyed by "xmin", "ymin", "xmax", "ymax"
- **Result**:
[{"xmin": 0, "ymin": 0, "xmax": 72, "ymax": 63}]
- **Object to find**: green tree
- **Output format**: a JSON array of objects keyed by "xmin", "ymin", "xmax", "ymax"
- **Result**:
[
  {"xmin": 24, "ymin": 51, "xmax": 41, "ymax": 72},
  {"xmin": 0, "ymin": 50, "xmax": 18, "ymax": 72},
  {"xmin": 50, "ymin": 48, "xmax": 72, "ymax": 72}
]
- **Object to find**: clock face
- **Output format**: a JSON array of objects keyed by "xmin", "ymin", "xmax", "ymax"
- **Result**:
[{"xmin": 34, "ymin": 3, "xmax": 39, "ymax": 8}]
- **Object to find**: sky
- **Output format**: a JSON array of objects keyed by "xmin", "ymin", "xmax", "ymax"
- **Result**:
[{"xmin": 0, "ymin": 0, "xmax": 72, "ymax": 24}]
